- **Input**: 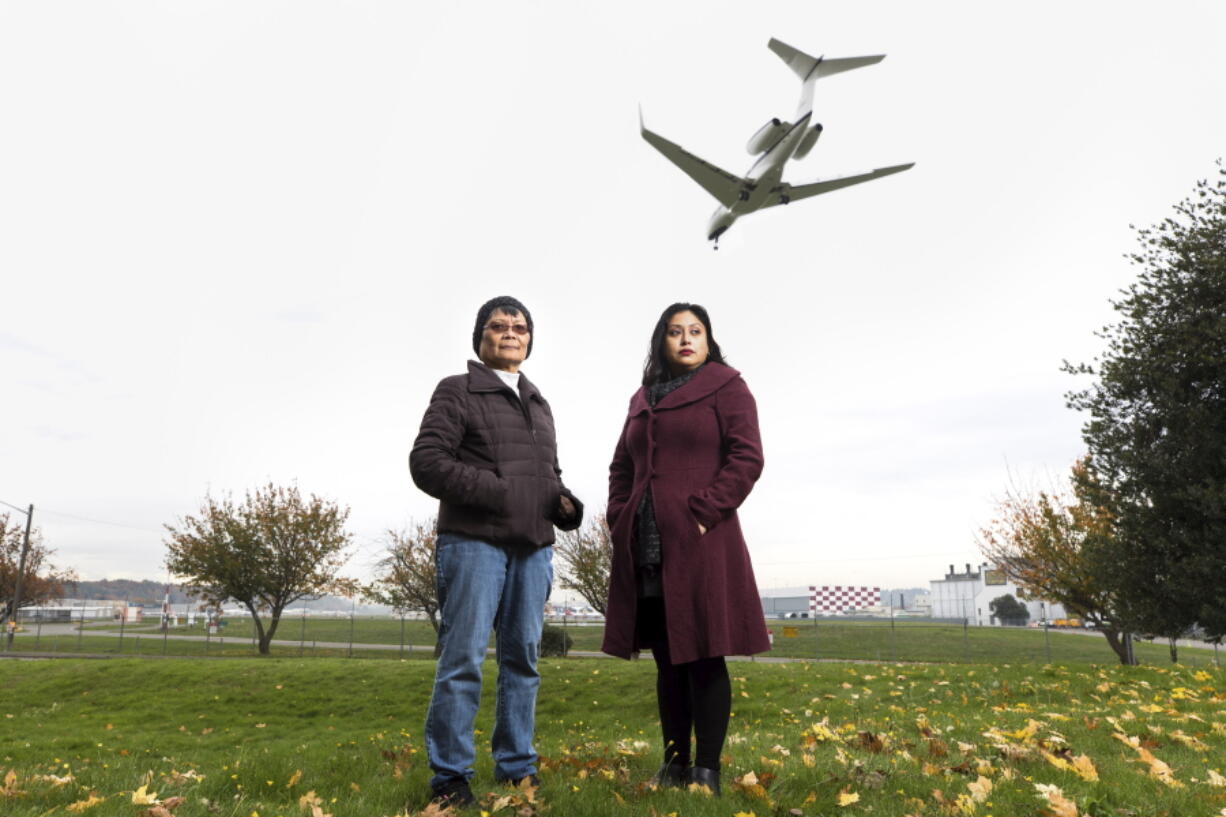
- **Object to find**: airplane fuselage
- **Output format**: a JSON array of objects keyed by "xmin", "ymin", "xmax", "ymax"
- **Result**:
[{"xmin": 707, "ymin": 112, "xmax": 812, "ymax": 241}]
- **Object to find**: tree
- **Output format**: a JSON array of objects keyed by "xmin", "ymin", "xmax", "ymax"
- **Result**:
[
  {"xmin": 978, "ymin": 460, "xmax": 1134, "ymax": 664},
  {"xmin": 553, "ymin": 513, "xmax": 613, "ymax": 615},
  {"xmin": 164, "ymin": 484, "xmax": 353, "ymax": 655},
  {"xmin": 1, "ymin": 513, "xmax": 76, "ymax": 627},
  {"xmin": 366, "ymin": 520, "xmax": 442, "ymax": 657},
  {"xmin": 988, "ymin": 594, "xmax": 1029, "ymax": 625},
  {"xmin": 1065, "ymin": 164, "xmax": 1226, "ymax": 647}
]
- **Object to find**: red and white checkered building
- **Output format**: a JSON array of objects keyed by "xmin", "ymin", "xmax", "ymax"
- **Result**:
[{"xmin": 809, "ymin": 585, "xmax": 881, "ymax": 614}]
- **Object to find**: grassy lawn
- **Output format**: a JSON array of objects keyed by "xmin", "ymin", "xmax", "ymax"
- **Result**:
[
  {"xmin": 1, "ymin": 657, "xmax": 1224, "ymax": 817},
  {"xmin": 45, "ymin": 617, "xmax": 1224, "ymax": 667}
]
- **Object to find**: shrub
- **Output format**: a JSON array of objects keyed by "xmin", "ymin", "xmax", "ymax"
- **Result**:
[{"xmin": 540, "ymin": 624, "xmax": 573, "ymax": 657}]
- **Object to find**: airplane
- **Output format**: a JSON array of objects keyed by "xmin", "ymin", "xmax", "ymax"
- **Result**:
[{"xmin": 641, "ymin": 37, "xmax": 914, "ymax": 248}]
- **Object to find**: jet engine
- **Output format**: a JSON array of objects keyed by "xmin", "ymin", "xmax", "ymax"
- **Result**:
[
  {"xmin": 746, "ymin": 118, "xmax": 788, "ymax": 155},
  {"xmin": 792, "ymin": 123, "xmax": 824, "ymax": 160}
]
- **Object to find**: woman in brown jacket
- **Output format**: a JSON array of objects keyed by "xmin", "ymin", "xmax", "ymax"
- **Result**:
[{"xmin": 602, "ymin": 303, "xmax": 770, "ymax": 796}]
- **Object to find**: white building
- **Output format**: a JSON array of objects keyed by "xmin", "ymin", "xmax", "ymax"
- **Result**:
[{"xmin": 929, "ymin": 563, "xmax": 1066, "ymax": 626}]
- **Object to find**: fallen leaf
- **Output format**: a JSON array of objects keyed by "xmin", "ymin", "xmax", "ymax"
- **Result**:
[
  {"xmin": 131, "ymin": 785, "xmax": 160, "ymax": 806},
  {"xmin": 1070, "ymin": 754, "xmax": 1099, "ymax": 782},
  {"xmin": 1034, "ymin": 783, "xmax": 1078, "ymax": 817},
  {"xmin": 837, "ymin": 788, "xmax": 860, "ymax": 807},
  {"xmin": 66, "ymin": 794, "xmax": 105, "ymax": 812},
  {"xmin": 287, "ymin": 770, "xmax": 302, "ymax": 788},
  {"xmin": 967, "ymin": 775, "xmax": 992, "ymax": 803}
]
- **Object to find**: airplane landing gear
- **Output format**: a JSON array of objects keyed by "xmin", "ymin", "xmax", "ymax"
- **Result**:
[{"xmin": 779, "ymin": 194, "xmax": 790, "ymax": 205}]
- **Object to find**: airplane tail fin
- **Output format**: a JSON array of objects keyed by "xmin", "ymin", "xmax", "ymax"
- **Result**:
[{"xmin": 768, "ymin": 38, "xmax": 885, "ymax": 82}]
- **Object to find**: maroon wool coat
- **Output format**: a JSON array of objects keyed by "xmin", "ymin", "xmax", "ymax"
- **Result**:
[{"xmin": 601, "ymin": 362, "xmax": 771, "ymax": 664}]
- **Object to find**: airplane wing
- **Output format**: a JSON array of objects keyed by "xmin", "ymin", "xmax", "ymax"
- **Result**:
[
  {"xmin": 766, "ymin": 162, "xmax": 914, "ymax": 206},
  {"xmin": 640, "ymin": 113, "xmax": 745, "ymax": 208}
]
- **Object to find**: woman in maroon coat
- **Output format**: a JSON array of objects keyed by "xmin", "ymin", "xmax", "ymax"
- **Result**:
[{"xmin": 602, "ymin": 303, "xmax": 770, "ymax": 796}]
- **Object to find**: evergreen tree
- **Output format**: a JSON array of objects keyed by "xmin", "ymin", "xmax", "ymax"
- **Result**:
[{"xmin": 1065, "ymin": 164, "xmax": 1226, "ymax": 645}]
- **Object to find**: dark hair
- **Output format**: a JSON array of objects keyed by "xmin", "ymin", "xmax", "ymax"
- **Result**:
[
  {"xmin": 641, "ymin": 302, "xmax": 726, "ymax": 386},
  {"xmin": 472, "ymin": 296, "xmax": 534, "ymax": 359}
]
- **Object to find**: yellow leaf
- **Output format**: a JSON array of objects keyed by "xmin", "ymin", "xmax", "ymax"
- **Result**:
[
  {"xmin": 1170, "ymin": 730, "xmax": 1209, "ymax": 751},
  {"xmin": 1034, "ymin": 783, "xmax": 1078, "ymax": 817},
  {"xmin": 1042, "ymin": 750, "xmax": 1072, "ymax": 774},
  {"xmin": 66, "ymin": 795, "xmax": 105, "ymax": 812},
  {"xmin": 1136, "ymin": 747, "xmax": 1182, "ymax": 787},
  {"xmin": 131, "ymin": 785, "xmax": 160, "ymax": 806},
  {"xmin": 967, "ymin": 775, "xmax": 993, "ymax": 803},
  {"xmin": 734, "ymin": 812, "xmax": 756, "ymax": 817},
  {"xmin": 837, "ymin": 788, "xmax": 860, "ymax": 806},
  {"xmin": 1207, "ymin": 769, "xmax": 1226, "ymax": 787},
  {"xmin": 686, "ymin": 781, "xmax": 714, "ymax": 797},
  {"xmin": 1070, "ymin": 754, "xmax": 1099, "ymax": 782},
  {"xmin": 287, "ymin": 770, "xmax": 302, "ymax": 788}
]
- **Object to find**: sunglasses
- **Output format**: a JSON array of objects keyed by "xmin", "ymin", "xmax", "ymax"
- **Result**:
[{"xmin": 485, "ymin": 321, "xmax": 530, "ymax": 335}]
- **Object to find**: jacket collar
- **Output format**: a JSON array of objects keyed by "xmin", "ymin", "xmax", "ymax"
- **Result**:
[
  {"xmin": 466, "ymin": 359, "xmax": 542, "ymax": 402},
  {"xmin": 627, "ymin": 362, "xmax": 740, "ymax": 415}
]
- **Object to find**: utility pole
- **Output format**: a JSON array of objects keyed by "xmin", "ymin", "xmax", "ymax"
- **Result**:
[{"xmin": 5, "ymin": 504, "xmax": 34, "ymax": 651}]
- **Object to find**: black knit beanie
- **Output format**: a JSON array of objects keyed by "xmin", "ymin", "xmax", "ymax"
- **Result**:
[{"xmin": 472, "ymin": 296, "xmax": 534, "ymax": 359}]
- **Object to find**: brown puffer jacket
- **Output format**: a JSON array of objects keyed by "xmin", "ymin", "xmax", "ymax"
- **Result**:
[{"xmin": 410, "ymin": 360, "xmax": 583, "ymax": 547}]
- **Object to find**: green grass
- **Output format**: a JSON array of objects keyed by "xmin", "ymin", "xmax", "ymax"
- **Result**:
[
  {"xmin": 1, "ymin": 658, "xmax": 1223, "ymax": 817},
  {"xmin": 48, "ymin": 616, "xmax": 1223, "ymax": 667},
  {"xmin": 762, "ymin": 620, "xmax": 1225, "ymax": 667}
]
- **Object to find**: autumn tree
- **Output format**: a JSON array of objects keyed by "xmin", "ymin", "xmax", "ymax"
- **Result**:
[
  {"xmin": 366, "ymin": 520, "xmax": 442, "ymax": 657},
  {"xmin": 1064, "ymin": 164, "xmax": 1226, "ymax": 646},
  {"xmin": 554, "ymin": 512, "xmax": 612, "ymax": 615},
  {"xmin": 978, "ymin": 460, "xmax": 1134, "ymax": 664},
  {"xmin": 164, "ymin": 484, "xmax": 353, "ymax": 655},
  {"xmin": 1, "ymin": 512, "xmax": 77, "ymax": 628}
]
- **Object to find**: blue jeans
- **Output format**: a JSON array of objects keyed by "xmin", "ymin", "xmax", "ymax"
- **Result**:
[{"xmin": 425, "ymin": 535, "xmax": 553, "ymax": 789}]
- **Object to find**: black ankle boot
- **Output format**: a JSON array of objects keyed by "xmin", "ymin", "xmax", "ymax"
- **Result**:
[
  {"xmin": 649, "ymin": 759, "xmax": 688, "ymax": 788},
  {"xmin": 688, "ymin": 766, "xmax": 720, "ymax": 796}
]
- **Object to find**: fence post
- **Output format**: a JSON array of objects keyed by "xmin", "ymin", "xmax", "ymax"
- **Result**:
[
  {"xmin": 890, "ymin": 609, "xmax": 897, "ymax": 663},
  {"xmin": 399, "ymin": 615, "xmax": 406, "ymax": 659},
  {"xmin": 1044, "ymin": 618, "xmax": 1052, "ymax": 664},
  {"xmin": 299, "ymin": 608, "xmax": 307, "ymax": 658},
  {"xmin": 117, "ymin": 600, "xmax": 128, "ymax": 654},
  {"xmin": 814, "ymin": 615, "xmax": 819, "ymax": 661},
  {"xmin": 78, "ymin": 606, "xmax": 84, "ymax": 651},
  {"xmin": 35, "ymin": 617, "xmax": 42, "ymax": 648},
  {"xmin": 348, "ymin": 596, "xmax": 357, "ymax": 657},
  {"xmin": 962, "ymin": 618, "xmax": 970, "ymax": 662}
]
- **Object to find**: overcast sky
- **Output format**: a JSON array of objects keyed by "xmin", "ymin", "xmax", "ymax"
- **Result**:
[{"xmin": 3, "ymin": 1, "xmax": 1225, "ymax": 594}]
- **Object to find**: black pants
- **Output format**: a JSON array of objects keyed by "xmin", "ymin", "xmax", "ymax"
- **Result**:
[{"xmin": 637, "ymin": 598, "xmax": 731, "ymax": 770}]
